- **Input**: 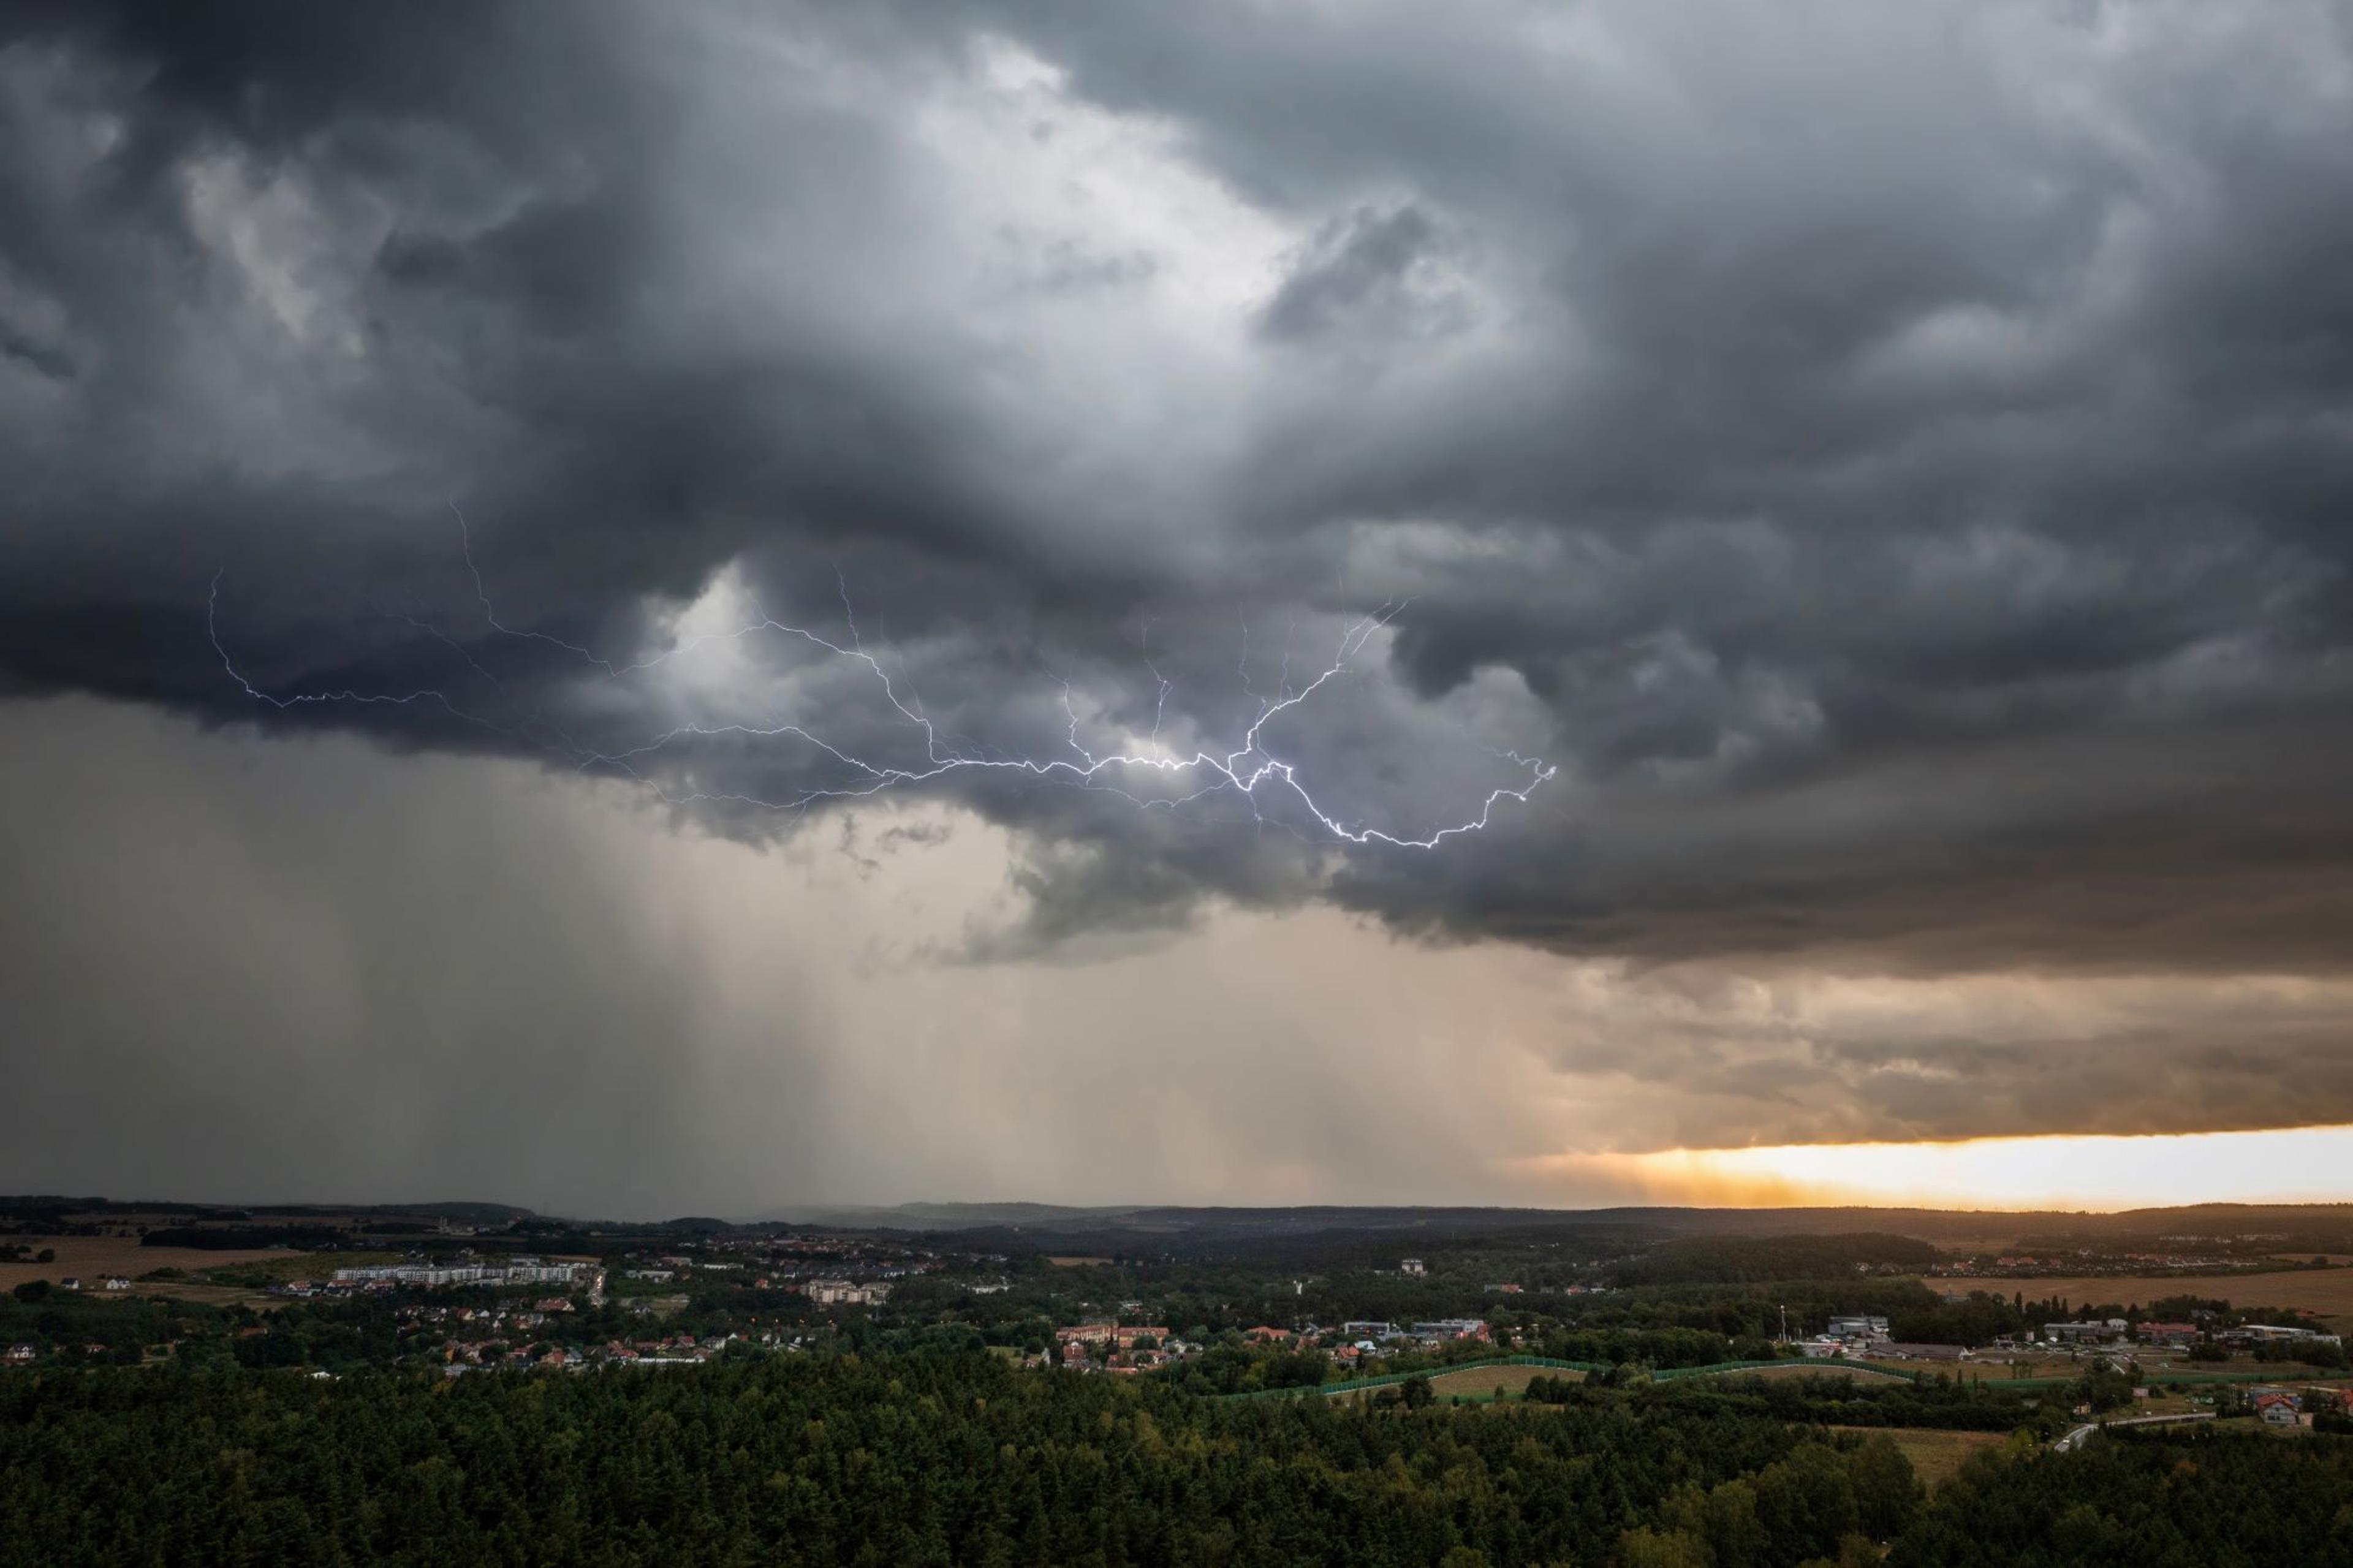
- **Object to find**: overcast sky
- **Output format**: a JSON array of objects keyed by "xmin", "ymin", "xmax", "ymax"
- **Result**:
[{"xmin": 5, "ymin": 1, "xmax": 2353, "ymax": 1216}]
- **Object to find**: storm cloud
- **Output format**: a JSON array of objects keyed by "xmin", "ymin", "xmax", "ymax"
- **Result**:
[{"xmin": 5, "ymin": 1, "xmax": 2353, "ymax": 1189}]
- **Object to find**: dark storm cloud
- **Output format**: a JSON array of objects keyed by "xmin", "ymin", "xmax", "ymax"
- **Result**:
[
  {"xmin": 5, "ymin": 0, "xmax": 2353, "ymax": 994},
  {"xmin": 1255, "ymin": 203, "xmax": 1461, "ymax": 345}
]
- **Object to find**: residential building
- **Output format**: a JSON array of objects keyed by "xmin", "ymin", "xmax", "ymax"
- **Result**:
[
  {"xmin": 2253, "ymin": 1392, "xmax": 2302, "ymax": 1426},
  {"xmin": 2041, "ymin": 1321, "xmax": 2121, "ymax": 1346},
  {"xmin": 1056, "ymin": 1323, "xmax": 1166, "ymax": 1352},
  {"xmin": 2234, "ymin": 1323, "xmax": 2339, "ymax": 1344},
  {"xmin": 1400, "ymin": 1259, "xmax": 1426, "ymax": 1276},
  {"xmin": 1411, "ymin": 1319, "xmax": 1491, "ymax": 1343},
  {"xmin": 331, "ymin": 1259, "xmax": 589, "ymax": 1289}
]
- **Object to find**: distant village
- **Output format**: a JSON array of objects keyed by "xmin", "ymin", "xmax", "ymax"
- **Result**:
[
  {"xmin": 8, "ymin": 1203, "xmax": 2353, "ymax": 1404},
  {"xmin": 1795, "ymin": 1308, "xmax": 2340, "ymax": 1365},
  {"xmin": 1040, "ymin": 1306, "xmax": 1496, "ymax": 1375}
]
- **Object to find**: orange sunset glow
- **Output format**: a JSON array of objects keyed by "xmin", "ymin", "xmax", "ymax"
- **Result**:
[{"xmin": 1529, "ymin": 1124, "xmax": 2353, "ymax": 1211}]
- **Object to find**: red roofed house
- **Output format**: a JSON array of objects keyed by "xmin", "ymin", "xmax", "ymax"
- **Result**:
[{"xmin": 2253, "ymin": 1392, "xmax": 2302, "ymax": 1426}]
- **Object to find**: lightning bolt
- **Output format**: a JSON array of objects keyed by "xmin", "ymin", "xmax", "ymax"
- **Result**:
[{"xmin": 210, "ymin": 512, "xmax": 1556, "ymax": 849}]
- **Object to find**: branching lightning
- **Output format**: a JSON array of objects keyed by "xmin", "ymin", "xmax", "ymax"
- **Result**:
[{"xmin": 210, "ymin": 511, "xmax": 1555, "ymax": 849}]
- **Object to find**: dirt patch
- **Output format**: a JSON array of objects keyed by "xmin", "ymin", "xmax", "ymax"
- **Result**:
[{"xmin": 1045, "ymin": 1256, "xmax": 1113, "ymax": 1267}]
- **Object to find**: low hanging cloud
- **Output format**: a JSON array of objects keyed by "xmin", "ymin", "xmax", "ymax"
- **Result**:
[{"xmin": 2, "ymin": 0, "xmax": 2351, "ymax": 990}]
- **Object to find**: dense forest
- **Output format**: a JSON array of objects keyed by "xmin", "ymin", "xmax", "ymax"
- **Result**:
[
  {"xmin": 1547, "ymin": 1374, "xmax": 2049, "ymax": 1435},
  {"xmin": 4, "ymin": 1354, "xmax": 2351, "ymax": 1566},
  {"xmin": 1, "ymin": 1354, "xmax": 1898, "ymax": 1567},
  {"xmin": 1890, "ymin": 1428, "xmax": 2353, "ymax": 1566},
  {"xmin": 1601, "ymin": 1234, "xmax": 1941, "ymax": 1288}
]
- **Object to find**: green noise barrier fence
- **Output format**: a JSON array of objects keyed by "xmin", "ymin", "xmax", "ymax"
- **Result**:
[
  {"xmin": 1224, "ymin": 1354, "xmax": 1921, "ymax": 1400},
  {"xmin": 1225, "ymin": 1353, "xmax": 2325, "ymax": 1401}
]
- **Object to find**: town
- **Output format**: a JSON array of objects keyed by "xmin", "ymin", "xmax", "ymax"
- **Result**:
[{"xmin": 10, "ymin": 1199, "xmax": 2353, "ymax": 1402}]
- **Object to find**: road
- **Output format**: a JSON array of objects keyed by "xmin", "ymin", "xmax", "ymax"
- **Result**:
[{"xmin": 2053, "ymin": 1410, "xmax": 2215, "ymax": 1451}]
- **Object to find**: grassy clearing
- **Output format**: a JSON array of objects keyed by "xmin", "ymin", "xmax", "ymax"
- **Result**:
[
  {"xmin": 1425, "ymin": 1365, "xmax": 1561, "ymax": 1401},
  {"xmin": 1834, "ymin": 1428, "xmax": 2007, "ymax": 1490}
]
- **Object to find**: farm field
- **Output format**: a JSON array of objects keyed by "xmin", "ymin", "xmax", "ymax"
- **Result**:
[
  {"xmin": 1834, "ymin": 1428, "xmax": 2008, "ymax": 1489},
  {"xmin": 0, "ymin": 1236, "xmax": 298, "ymax": 1294},
  {"xmin": 1993, "ymin": 1270, "xmax": 2353, "ymax": 1330}
]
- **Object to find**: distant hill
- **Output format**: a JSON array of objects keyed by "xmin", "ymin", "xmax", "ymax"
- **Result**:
[
  {"xmin": 242, "ymin": 1202, "xmax": 540, "ymax": 1224},
  {"xmin": 750, "ymin": 1202, "xmax": 1151, "ymax": 1229},
  {"xmin": 19, "ymin": 1194, "xmax": 2353, "ymax": 1249},
  {"xmin": 737, "ymin": 1199, "xmax": 2353, "ymax": 1264},
  {"xmin": 0, "ymin": 1197, "xmax": 538, "ymax": 1224}
]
